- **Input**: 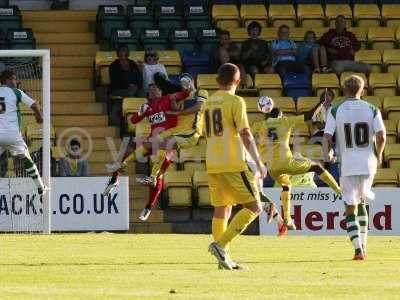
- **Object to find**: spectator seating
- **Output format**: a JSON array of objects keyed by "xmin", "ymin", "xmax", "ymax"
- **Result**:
[
  {"xmin": 355, "ymin": 50, "xmax": 382, "ymax": 73},
  {"xmin": 384, "ymin": 144, "xmax": 400, "ymax": 173},
  {"xmin": 382, "ymin": 4, "xmax": 400, "ymax": 27},
  {"xmin": 127, "ymin": 5, "xmax": 155, "ymax": 31},
  {"xmin": 164, "ymin": 170, "xmax": 193, "ymax": 206},
  {"xmin": 383, "ymin": 50, "xmax": 400, "ymax": 77},
  {"xmin": 211, "ymin": 4, "xmax": 239, "ymax": 30},
  {"xmin": 353, "ymin": 4, "xmax": 381, "ymax": 27},
  {"xmin": 373, "ymin": 168, "xmax": 398, "ymax": 187},
  {"xmin": 312, "ymin": 73, "xmax": 340, "ymax": 97},
  {"xmin": 193, "ymin": 170, "xmax": 210, "ymax": 207},
  {"xmin": 186, "ymin": 5, "xmax": 211, "ymax": 30},
  {"xmin": 157, "ymin": 4, "xmax": 183, "ymax": 30},
  {"xmin": 240, "ymin": 4, "xmax": 268, "ymax": 27},
  {"xmin": 324, "ymin": 4, "xmax": 352, "ymax": 27},
  {"xmin": 368, "ymin": 27, "xmax": 396, "ymax": 52},
  {"xmin": 6, "ymin": 28, "xmax": 35, "ymax": 49},
  {"xmin": 255, "ymin": 74, "xmax": 282, "ymax": 97},
  {"xmin": 369, "ymin": 73, "xmax": 397, "ymax": 98},
  {"xmin": 297, "ymin": 4, "xmax": 325, "ymax": 28},
  {"xmin": 0, "ymin": 5, "xmax": 22, "ymax": 36},
  {"xmin": 96, "ymin": 5, "xmax": 126, "ymax": 42}
]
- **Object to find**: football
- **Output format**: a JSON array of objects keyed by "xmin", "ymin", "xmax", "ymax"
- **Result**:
[{"xmin": 257, "ymin": 96, "xmax": 274, "ymax": 114}]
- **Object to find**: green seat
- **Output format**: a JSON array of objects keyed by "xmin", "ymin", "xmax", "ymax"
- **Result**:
[
  {"xmin": 197, "ymin": 28, "xmax": 219, "ymax": 54},
  {"xmin": 157, "ymin": 5, "xmax": 183, "ymax": 30},
  {"xmin": 127, "ymin": 5, "xmax": 155, "ymax": 32},
  {"xmin": 96, "ymin": 5, "xmax": 126, "ymax": 42},
  {"xmin": 142, "ymin": 29, "xmax": 169, "ymax": 51},
  {"xmin": 110, "ymin": 28, "xmax": 138, "ymax": 50},
  {"xmin": 169, "ymin": 29, "xmax": 196, "ymax": 54},
  {"xmin": 6, "ymin": 28, "xmax": 35, "ymax": 49},
  {"xmin": 0, "ymin": 6, "xmax": 22, "ymax": 36},
  {"xmin": 186, "ymin": 5, "xmax": 211, "ymax": 31}
]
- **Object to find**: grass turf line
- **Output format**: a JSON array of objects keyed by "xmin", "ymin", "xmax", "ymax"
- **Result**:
[{"xmin": 0, "ymin": 234, "xmax": 399, "ymax": 300}]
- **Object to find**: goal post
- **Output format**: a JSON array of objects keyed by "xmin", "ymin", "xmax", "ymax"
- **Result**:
[{"xmin": 0, "ymin": 49, "xmax": 51, "ymax": 234}]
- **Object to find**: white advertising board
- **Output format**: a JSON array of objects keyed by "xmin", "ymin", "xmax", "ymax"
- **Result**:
[
  {"xmin": 0, "ymin": 177, "xmax": 129, "ymax": 231},
  {"xmin": 260, "ymin": 188, "xmax": 398, "ymax": 236}
]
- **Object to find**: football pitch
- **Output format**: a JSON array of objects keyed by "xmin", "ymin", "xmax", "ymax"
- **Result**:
[{"xmin": 0, "ymin": 234, "xmax": 399, "ymax": 300}]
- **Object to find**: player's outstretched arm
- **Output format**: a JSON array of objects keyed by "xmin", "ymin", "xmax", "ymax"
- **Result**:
[
  {"xmin": 241, "ymin": 128, "xmax": 268, "ymax": 178},
  {"xmin": 304, "ymin": 97, "xmax": 326, "ymax": 122},
  {"xmin": 30, "ymin": 102, "xmax": 43, "ymax": 124}
]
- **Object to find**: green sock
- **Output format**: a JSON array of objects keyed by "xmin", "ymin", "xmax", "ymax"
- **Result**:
[
  {"xmin": 357, "ymin": 202, "xmax": 368, "ymax": 253},
  {"xmin": 346, "ymin": 214, "xmax": 362, "ymax": 255}
]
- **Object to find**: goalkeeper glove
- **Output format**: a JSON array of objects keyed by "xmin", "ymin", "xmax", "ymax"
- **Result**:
[{"xmin": 138, "ymin": 103, "xmax": 149, "ymax": 116}]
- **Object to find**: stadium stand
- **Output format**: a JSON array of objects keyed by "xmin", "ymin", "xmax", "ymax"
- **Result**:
[{"xmin": 10, "ymin": 1, "xmax": 400, "ymax": 233}]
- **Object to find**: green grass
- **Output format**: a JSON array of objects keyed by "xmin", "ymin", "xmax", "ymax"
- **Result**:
[{"xmin": 0, "ymin": 234, "xmax": 399, "ymax": 300}]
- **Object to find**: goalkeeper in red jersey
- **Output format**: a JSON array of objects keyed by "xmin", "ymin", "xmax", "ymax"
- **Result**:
[{"xmin": 103, "ymin": 83, "xmax": 191, "ymax": 196}]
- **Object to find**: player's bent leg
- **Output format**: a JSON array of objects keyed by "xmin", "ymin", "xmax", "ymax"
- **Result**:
[
  {"xmin": 18, "ymin": 152, "xmax": 46, "ymax": 195},
  {"xmin": 310, "ymin": 164, "xmax": 341, "ymax": 196}
]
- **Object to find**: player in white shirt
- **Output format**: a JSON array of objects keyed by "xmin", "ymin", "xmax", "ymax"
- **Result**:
[
  {"xmin": 0, "ymin": 69, "xmax": 47, "ymax": 195},
  {"xmin": 323, "ymin": 75, "xmax": 386, "ymax": 260}
]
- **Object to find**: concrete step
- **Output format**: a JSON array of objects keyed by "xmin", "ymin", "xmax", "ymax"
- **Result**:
[
  {"xmin": 52, "ymin": 56, "xmax": 93, "ymax": 68},
  {"xmin": 52, "ymin": 115, "xmax": 108, "ymax": 127},
  {"xmin": 40, "ymin": 44, "xmax": 98, "ymax": 56},
  {"xmin": 36, "ymin": 33, "xmax": 95, "ymax": 44},
  {"xmin": 129, "ymin": 222, "xmax": 173, "ymax": 233},
  {"xmin": 52, "ymin": 91, "xmax": 95, "ymax": 102},
  {"xmin": 23, "ymin": 10, "xmax": 96, "ymax": 22},
  {"xmin": 52, "ymin": 67, "xmax": 93, "ymax": 79},
  {"xmin": 130, "ymin": 209, "xmax": 164, "ymax": 223},
  {"xmin": 56, "ymin": 126, "xmax": 119, "ymax": 138},
  {"xmin": 52, "ymin": 103, "xmax": 104, "ymax": 115},
  {"xmin": 24, "ymin": 21, "xmax": 90, "ymax": 33},
  {"xmin": 52, "ymin": 79, "xmax": 92, "ymax": 91}
]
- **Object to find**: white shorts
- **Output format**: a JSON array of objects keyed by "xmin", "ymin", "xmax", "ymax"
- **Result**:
[
  {"xmin": 0, "ymin": 131, "xmax": 29, "ymax": 156},
  {"xmin": 340, "ymin": 175, "xmax": 375, "ymax": 205}
]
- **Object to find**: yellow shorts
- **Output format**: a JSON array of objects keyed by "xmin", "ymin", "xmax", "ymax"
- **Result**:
[
  {"xmin": 269, "ymin": 156, "xmax": 313, "ymax": 186},
  {"xmin": 208, "ymin": 170, "xmax": 260, "ymax": 207},
  {"xmin": 159, "ymin": 129, "xmax": 201, "ymax": 150}
]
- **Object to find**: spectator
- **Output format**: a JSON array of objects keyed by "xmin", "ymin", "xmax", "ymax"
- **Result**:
[
  {"xmin": 318, "ymin": 15, "xmax": 371, "ymax": 75},
  {"xmin": 241, "ymin": 21, "xmax": 273, "ymax": 78},
  {"xmin": 142, "ymin": 48, "xmax": 168, "ymax": 94},
  {"xmin": 217, "ymin": 30, "xmax": 247, "ymax": 87},
  {"xmin": 109, "ymin": 44, "xmax": 143, "ymax": 97},
  {"xmin": 59, "ymin": 139, "xmax": 90, "ymax": 177},
  {"xmin": 272, "ymin": 25, "xmax": 305, "ymax": 78},
  {"xmin": 310, "ymin": 88, "xmax": 335, "ymax": 145},
  {"xmin": 297, "ymin": 30, "xmax": 326, "ymax": 73}
]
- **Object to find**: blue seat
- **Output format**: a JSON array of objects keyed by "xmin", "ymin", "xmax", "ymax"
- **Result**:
[
  {"xmin": 0, "ymin": 6, "xmax": 22, "ymax": 37},
  {"xmin": 182, "ymin": 50, "xmax": 214, "ymax": 79},
  {"xmin": 263, "ymin": 174, "xmax": 275, "ymax": 188},
  {"xmin": 283, "ymin": 73, "xmax": 312, "ymax": 100}
]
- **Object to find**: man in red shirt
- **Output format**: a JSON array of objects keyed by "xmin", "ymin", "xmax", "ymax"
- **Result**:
[
  {"xmin": 319, "ymin": 15, "xmax": 371, "ymax": 75},
  {"xmin": 103, "ymin": 84, "xmax": 190, "ymax": 196}
]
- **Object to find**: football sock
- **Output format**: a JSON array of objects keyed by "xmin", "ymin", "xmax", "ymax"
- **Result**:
[
  {"xmin": 281, "ymin": 191, "xmax": 291, "ymax": 222},
  {"xmin": 346, "ymin": 213, "xmax": 363, "ymax": 255},
  {"xmin": 120, "ymin": 145, "xmax": 148, "ymax": 171},
  {"xmin": 357, "ymin": 202, "xmax": 368, "ymax": 253},
  {"xmin": 150, "ymin": 150, "xmax": 167, "ymax": 179},
  {"xmin": 212, "ymin": 217, "xmax": 228, "ymax": 241},
  {"xmin": 217, "ymin": 208, "xmax": 258, "ymax": 249},
  {"xmin": 319, "ymin": 171, "xmax": 341, "ymax": 196},
  {"xmin": 148, "ymin": 176, "xmax": 164, "ymax": 209},
  {"xmin": 23, "ymin": 156, "xmax": 44, "ymax": 190}
]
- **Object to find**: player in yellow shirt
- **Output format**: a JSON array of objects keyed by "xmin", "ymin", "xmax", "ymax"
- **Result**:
[
  {"xmin": 252, "ymin": 100, "xmax": 341, "ymax": 231},
  {"xmin": 206, "ymin": 63, "xmax": 267, "ymax": 270}
]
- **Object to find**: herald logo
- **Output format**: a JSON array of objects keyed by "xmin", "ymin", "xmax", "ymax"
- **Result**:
[{"xmin": 288, "ymin": 205, "xmax": 392, "ymax": 231}]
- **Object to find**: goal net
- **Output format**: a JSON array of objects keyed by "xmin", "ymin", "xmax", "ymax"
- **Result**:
[{"xmin": 0, "ymin": 50, "xmax": 51, "ymax": 234}]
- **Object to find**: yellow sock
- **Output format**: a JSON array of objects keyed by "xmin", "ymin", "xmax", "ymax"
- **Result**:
[
  {"xmin": 217, "ymin": 208, "xmax": 258, "ymax": 249},
  {"xmin": 120, "ymin": 145, "xmax": 147, "ymax": 171},
  {"xmin": 319, "ymin": 171, "xmax": 341, "ymax": 196},
  {"xmin": 212, "ymin": 217, "xmax": 227, "ymax": 241},
  {"xmin": 281, "ymin": 191, "xmax": 291, "ymax": 222},
  {"xmin": 150, "ymin": 150, "xmax": 167, "ymax": 179}
]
